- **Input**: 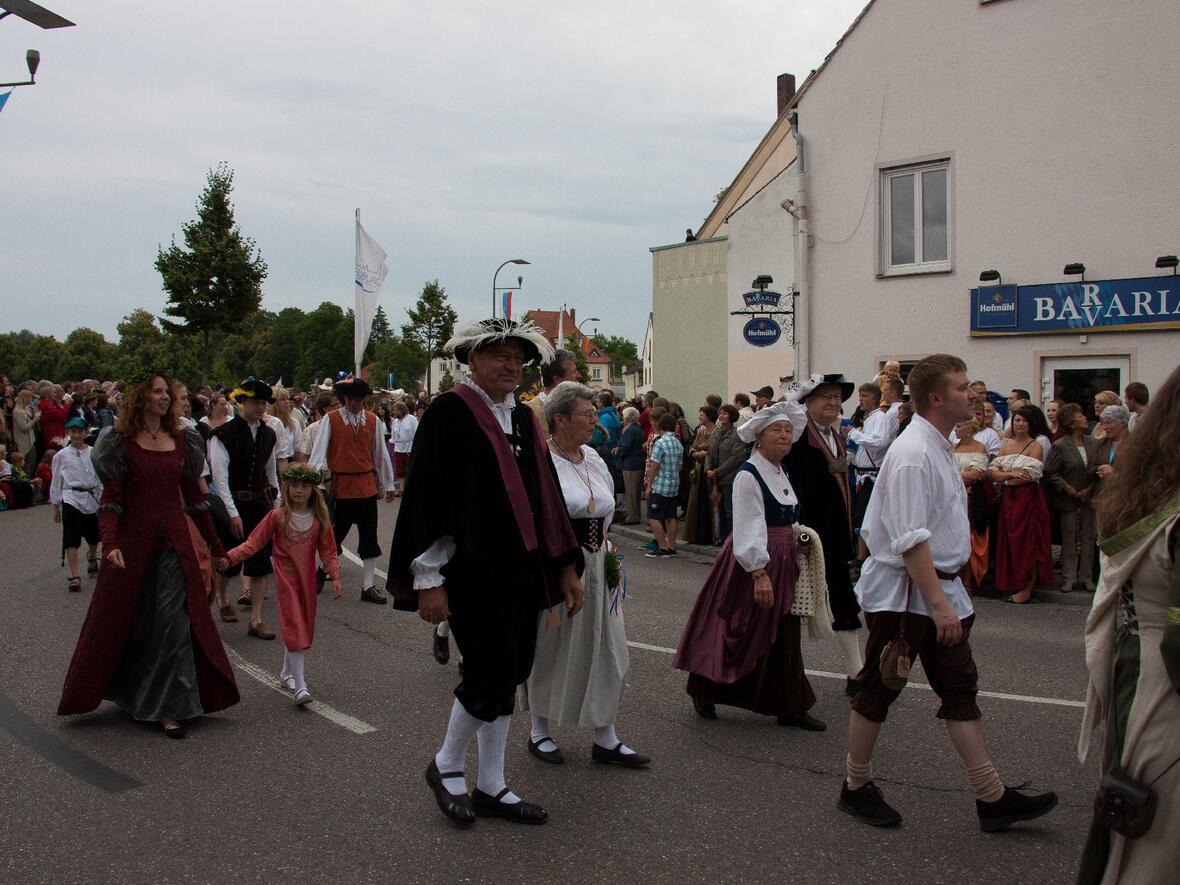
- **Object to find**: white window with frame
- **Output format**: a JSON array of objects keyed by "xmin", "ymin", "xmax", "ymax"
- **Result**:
[
  {"xmin": 591, "ymin": 366, "xmax": 603, "ymax": 381},
  {"xmin": 880, "ymin": 160, "xmax": 950, "ymax": 275}
]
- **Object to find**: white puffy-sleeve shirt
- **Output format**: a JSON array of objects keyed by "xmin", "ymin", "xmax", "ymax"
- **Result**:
[
  {"xmin": 731, "ymin": 451, "xmax": 799, "ymax": 573},
  {"xmin": 857, "ymin": 414, "xmax": 972, "ymax": 618}
]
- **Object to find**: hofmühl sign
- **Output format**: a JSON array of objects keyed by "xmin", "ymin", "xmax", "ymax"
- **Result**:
[
  {"xmin": 970, "ymin": 276, "xmax": 1180, "ymax": 336},
  {"xmin": 742, "ymin": 317, "xmax": 781, "ymax": 347}
]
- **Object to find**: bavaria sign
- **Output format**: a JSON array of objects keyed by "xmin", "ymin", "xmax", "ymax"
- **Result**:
[
  {"xmin": 743, "ymin": 290, "xmax": 784, "ymax": 308},
  {"xmin": 970, "ymin": 277, "xmax": 1180, "ymax": 336}
]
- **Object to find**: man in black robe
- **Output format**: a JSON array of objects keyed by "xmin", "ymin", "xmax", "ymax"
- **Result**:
[
  {"xmin": 388, "ymin": 318, "xmax": 583, "ymax": 829},
  {"xmin": 784, "ymin": 373, "xmax": 864, "ymax": 695}
]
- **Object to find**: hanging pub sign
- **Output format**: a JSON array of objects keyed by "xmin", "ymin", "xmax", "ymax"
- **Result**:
[
  {"xmin": 970, "ymin": 276, "xmax": 1180, "ymax": 336},
  {"xmin": 743, "ymin": 290, "xmax": 784, "ymax": 308},
  {"xmin": 742, "ymin": 317, "xmax": 782, "ymax": 347}
]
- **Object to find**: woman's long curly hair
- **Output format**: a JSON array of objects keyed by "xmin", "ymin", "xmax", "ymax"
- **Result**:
[
  {"xmin": 115, "ymin": 372, "xmax": 185, "ymax": 439},
  {"xmin": 1095, "ymin": 364, "xmax": 1180, "ymax": 538}
]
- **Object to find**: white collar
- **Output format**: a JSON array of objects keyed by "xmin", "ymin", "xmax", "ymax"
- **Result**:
[
  {"xmin": 461, "ymin": 374, "xmax": 516, "ymax": 411},
  {"xmin": 912, "ymin": 413, "xmax": 952, "ymax": 451}
]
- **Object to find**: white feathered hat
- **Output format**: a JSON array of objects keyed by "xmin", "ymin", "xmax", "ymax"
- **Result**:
[
  {"xmin": 445, "ymin": 317, "xmax": 556, "ymax": 366},
  {"xmin": 737, "ymin": 399, "xmax": 808, "ymax": 444}
]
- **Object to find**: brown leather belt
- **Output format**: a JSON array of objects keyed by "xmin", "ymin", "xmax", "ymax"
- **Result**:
[{"xmin": 231, "ymin": 488, "xmax": 275, "ymax": 503}]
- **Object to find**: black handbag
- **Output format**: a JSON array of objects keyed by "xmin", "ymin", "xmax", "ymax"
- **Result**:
[{"xmin": 1094, "ymin": 756, "xmax": 1180, "ymax": 839}]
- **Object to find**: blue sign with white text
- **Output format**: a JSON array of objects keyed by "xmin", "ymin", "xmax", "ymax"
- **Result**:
[
  {"xmin": 743, "ymin": 317, "xmax": 781, "ymax": 347},
  {"xmin": 743, "ymin": 290, "xmax": 783, "ymax": 308},
  {"xmin": 970, "ymin": 277, "xmax": 1180, "ymax": 336}
]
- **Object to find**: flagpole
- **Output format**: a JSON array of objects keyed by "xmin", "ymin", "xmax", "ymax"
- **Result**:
[{"xmin": 354, "ymin": 208, "xmax": 362, "ymax": 378}]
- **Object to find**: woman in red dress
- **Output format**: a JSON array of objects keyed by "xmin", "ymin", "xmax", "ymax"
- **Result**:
[
  {"xmin": 989, "ymin": 407, "xmax": 1053, "ymax": 604},
  {"xmin": 58, "ymin": 374, "xmax": 240, "ymax": 738}
]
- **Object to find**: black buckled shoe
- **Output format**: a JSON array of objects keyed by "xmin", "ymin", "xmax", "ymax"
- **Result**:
[
  {"xmin": 777, "ymin": 712, "xmax": 827, "ymax": 731},
  {"xmin": 976, "ymin": 786, "xmax": 1058, "ymax": 832},
  {"xmin": 360, "ymin": 585, "xmax": 388, "ymax": 604},
  {"xmin": 527, "ymin": 737, "xmax": 565, "ymax": 764},
  {"xmin": 432, "ymin": 631, "xmax": 450, "ymax": 665},
  {"xmin": 425, "ymin": 759, "xmax": 475, "ymax": 828},
  {"xmin": 838, "ymin": 780, "xmax": 902, "ymax": 827},
  {"xmin": 692, "ymin": 697, "xmax": 718, "ymax": 720},
  {"xmin": 471, "ymin": 788, "xmax": 548, "ymax": 825},
  {"xmin": 591, "ymin": 742, "xmax": 651, "ymax": 768}
]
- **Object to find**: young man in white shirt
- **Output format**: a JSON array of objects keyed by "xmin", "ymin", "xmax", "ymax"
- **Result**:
[
  {"xmin": 50, "ymin": 417, "xmax": 103, "ymax": 591},
  {"xmin": 843, "ymin": 382, "xmax": 891, "ymax": 532},
  {"xmin": 838, "ymin": 353, "xmax": 1058, "ymax": 832}
]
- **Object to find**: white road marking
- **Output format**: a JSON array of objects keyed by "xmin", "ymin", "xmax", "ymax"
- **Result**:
[
  {"xmin": 340, "ymin": 548, "xmax": 1085, "ymax": 711},
  {"xmin": 626, "ymin": 641, "xmax": 1085, "ymax": 709},
  {"xmin": 223, "ymin": 646, "xmax": 377, "ymax": 735}
]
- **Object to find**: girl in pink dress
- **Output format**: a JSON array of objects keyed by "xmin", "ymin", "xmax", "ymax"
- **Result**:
[{"xmin": 223, "ymin": 466, "xmax": 341, "ymax": 705}]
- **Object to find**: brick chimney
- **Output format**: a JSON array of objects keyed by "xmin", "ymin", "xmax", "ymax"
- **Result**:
[{"xmin": 777, "ymin": 73, "xmax": 796, "ymax": 117}]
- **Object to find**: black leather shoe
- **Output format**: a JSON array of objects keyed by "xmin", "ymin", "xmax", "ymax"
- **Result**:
[
  {"xmin": 527, "ymin": 737, "xmax": 565, "ymax": 764},
  {"xmin": 471, "ymin": 788, "xmax": 548, "ymax": 825},
  {"xmin": 777, "ymin": 712, "xmax": 827, "ymax": 731},
  {"xmin": 425, "ymin": 759, "xmax": 475, "ymax": 828},
  {"xmin": 838, "ymin": 780, "xmax": 902, "ymax": 827},
  {"xmin": 591, "ymin": 742, "xmax": 651, "ymax": 768},
  {"xmin": 976, "ymin": 786, "xmax": 1058, "ymax": 832},
  {"xmin": 432, "ymin": 631, "xmax": 450, "ymax": 665},
  {"xmin": 692, "ymin": 697, "xmax": 718, "ymax": 720},
  {"xmin": 845, "ymin": 678, "xmax": 861, "ymax": 698},
  {"xmin": 360, "ymin": 585, "xmax": 388, "ymax": 604}
]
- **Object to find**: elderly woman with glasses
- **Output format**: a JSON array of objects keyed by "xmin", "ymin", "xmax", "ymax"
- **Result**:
[
  {"xmin": 674, "ymin": 400, "xmax": 828, "ymax": 731},
  {"xmin": 524, "ymin": 381, "xmax": 650, "ymax": 768}
]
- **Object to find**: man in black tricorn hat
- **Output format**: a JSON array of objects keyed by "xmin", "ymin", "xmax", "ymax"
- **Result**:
[
  {"xmin": 751, "ymin": 385, "xmax": 776, "ymax": 411},
  {"xmin": 308, "ymin": 375, "xmax": 396, "ymax": 604},
  {"xmin": 783, "ymin": 373, "xmax": 865, "ymax": 695},
  {"xmin": 388, "ymin": 317, "xmax": 583, "ymax": 829},
  {"xmin": 209, "ymin": 377, "xmax": 279, "ymax": 639}
]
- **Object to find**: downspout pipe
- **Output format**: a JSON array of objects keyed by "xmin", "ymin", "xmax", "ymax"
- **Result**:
[{"xmin": 786, "ymin": 110, "xmax": 810, "ymax": 379}]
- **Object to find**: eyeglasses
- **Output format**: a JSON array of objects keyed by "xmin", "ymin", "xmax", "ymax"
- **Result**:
[{"xmin": 571, "ymin": 409, "xmax": 597, "ymax": 419}]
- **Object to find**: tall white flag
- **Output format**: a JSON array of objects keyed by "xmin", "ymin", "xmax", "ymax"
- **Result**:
[{"xmin": 354, "ymin": 209, "xmax": 389, "ymax": 375}]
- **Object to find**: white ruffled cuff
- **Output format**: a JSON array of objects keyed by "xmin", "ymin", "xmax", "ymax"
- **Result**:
[{"xmin": 890, "ymin": 528, "xmax": 932, "ymax": 557}]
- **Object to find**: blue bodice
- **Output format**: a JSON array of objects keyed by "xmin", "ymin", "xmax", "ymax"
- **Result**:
[{"xmin": 738, "ymin": 461, "xmax": 799, "ymax": 526}]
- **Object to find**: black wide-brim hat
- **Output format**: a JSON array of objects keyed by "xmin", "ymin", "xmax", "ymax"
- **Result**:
[
  {"xmin": 787, "ymin": 373, "xmax": 855, "ymax": 404},
  {"xmin": 751, "ymin": 385, "xmax": 776, "ymax": 399},
  {"xmin": 334, "ymin": 378, "xmax": 373, "ymax": 399},
  {"xmin": 445, "ymin": 318, "xmax": 556, "ymax": 366},
  {"xmin": 231, "ymin": 377, "xmax": 275, "ymax": 404}
]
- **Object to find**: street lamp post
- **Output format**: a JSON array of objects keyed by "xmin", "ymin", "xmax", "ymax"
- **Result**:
[{"xmin": 492, "ymin": 259, "xmax": 530, "ymax": 319}]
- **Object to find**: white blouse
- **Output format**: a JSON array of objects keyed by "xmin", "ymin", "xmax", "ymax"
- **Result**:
[
  {"xmin": 731, "ymin": 450, "xmax": 799, "ymax": 573},
  {"xmin": 550, "ymin": 445, "xmax": 615, "ymax": 530},
  {"xmin": 989, "ymin": 452, "xmax": 1044, "ymax": 483},
  {"xmin": 953, "ymin": 451, "xmax": 989, "ymax": 475}
]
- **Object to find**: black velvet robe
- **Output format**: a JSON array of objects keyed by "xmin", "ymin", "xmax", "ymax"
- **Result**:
[
  {"xmin": 784, "ymin": 424, "xmax": 861, "ymax": 631},
  {"xmin": 386, "ymin": 385, "xmax": 581, "ymax": 720}
]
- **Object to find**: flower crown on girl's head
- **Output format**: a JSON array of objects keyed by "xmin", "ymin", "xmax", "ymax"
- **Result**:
[{"xmin": 280, "ymin": 465, "xmax": 323, "ymax": 485}]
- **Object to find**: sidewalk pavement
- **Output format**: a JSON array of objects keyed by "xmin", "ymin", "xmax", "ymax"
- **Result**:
[{"xmin": 607, "ymin": 522, "xmax": 1091, "ymax": 608}]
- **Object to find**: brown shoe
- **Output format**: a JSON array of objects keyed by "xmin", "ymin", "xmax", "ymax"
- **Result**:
[
  {"xmin": 248, "ymin": 622, "xmax": 276, "ymax": 640},
  {"xmin": 219, "ymin": 604, "xmax": 239, "ymax": 623}
]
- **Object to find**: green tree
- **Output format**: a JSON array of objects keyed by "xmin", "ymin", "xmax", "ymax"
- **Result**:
[
  {"xmin": 113, "ymin": 309, "xmax": 166, "ymax": 380},
  {"xmin": 563, "ymin": 332, "xmax": 589, "ymax": 382},
  {"xmin": 437, "ymin": 367, "xmax": 456, "ymax": 392},
  {"xmin": 58, "ymin": 328, "xmax": 118, "ymax": 380},
  {"xmin": 252, "ymin": 307, "xmax": 305, "ymax": 384},
  {"xmin": 155, "ymin": 163, "xmax": 268, "ymax": 386},
  {"xmin": 0, "ymin": 330, "xmax": 63, "ymax": 381},
  {"xmin": 591, "ymin": 333, "xmax": 639, "ymax": 377},
  {"xmin": 370, "ymin": 304, "xmax": 393, "ymax": 343},
  {"xmin": 373, "ymin": 335, "xmax": 427, "ymax": 393},
  {"xmin": 294, "ymin": 302, "xmax": 352, "ymax": 388},
  {"xmin": 402, "ymin": 280, "xmax": 457, "ymax": 394}
]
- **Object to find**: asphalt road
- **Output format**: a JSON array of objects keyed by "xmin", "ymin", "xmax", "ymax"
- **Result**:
[{"xmin": 1, "ymin": 500, "xmax": 1100, "ymax": 884}]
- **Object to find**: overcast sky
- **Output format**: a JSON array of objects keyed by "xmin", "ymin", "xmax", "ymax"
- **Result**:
[{"xmin": 1, "ymin": 0, "xmax": 867, "ymax": 348}]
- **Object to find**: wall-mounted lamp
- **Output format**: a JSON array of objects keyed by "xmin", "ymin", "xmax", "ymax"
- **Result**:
[
  {"xmin": 978, "ymin": 270, "xmax": 1002, "ymax": 285},
  {"xmin": 1063, "ymin": 263, "xmax": 1086, "ymax": 282},
  {"xmin": 751, "ymin": 275, "xmax": 774, "ymax": 291},
  {"xmin": 1155, "ymin": 255, "xmax": 1178, "ymax": 276}
]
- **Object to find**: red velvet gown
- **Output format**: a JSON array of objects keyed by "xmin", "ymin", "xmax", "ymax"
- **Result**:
[{"xmin": 58, "ymin": 429, "xmax": 240, "ymax": 718}]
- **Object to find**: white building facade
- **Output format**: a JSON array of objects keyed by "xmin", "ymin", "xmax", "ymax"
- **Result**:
[{"xmin": 787, "ymin": 0, "xmax": 1179, "ymax": 411}]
